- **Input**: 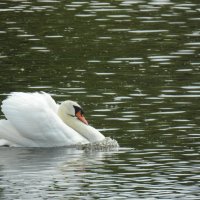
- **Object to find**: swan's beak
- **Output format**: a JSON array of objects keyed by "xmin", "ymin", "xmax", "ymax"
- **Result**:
[{"xmin": 75, "ymin": 111, "xmax": 88, "ymax": 125}]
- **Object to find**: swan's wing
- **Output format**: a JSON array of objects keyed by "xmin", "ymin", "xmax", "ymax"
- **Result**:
[
  {"xmin": 40, "ymin": 92, "xmax": 59, "ymax": 113},
  {"xmin": 0, "ymin": 119, "xmax": 39, "ymax": 147},
  {"xmin": 1, "ymin": 92, "xmax": 88, "ymax": 147}
]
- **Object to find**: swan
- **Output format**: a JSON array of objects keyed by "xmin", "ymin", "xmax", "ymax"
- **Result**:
[{"xmin": 0, "ymin": 92, "xmax": 105, "ymax": 147}]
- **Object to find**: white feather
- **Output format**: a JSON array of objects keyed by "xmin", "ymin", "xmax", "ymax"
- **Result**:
[{"xmin": 0, "ymin": 92, "xmax": 89, "ymax": 147}]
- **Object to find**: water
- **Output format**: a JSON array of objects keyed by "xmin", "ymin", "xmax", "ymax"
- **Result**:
[{"xmin": 0, "ymin": 0, "xmax": 200, "ymax": 199}]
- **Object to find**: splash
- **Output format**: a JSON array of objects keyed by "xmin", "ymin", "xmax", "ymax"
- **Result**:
[{"xmin": 75, "ymin": 137, "xmax": 119, "ymax": 151}]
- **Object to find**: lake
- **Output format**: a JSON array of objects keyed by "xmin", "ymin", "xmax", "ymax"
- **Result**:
[{"xmin": 0, "ymin": 0, "xmax": 200, "ymax": 199}]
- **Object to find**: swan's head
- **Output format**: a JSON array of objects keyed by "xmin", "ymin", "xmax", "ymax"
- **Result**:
[{"xmin": 59, "ymin": 100, "xmax": 88, "ymax": 125}]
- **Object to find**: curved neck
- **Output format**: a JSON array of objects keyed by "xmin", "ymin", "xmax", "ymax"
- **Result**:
[{"xmin": 58, "ymin": 104, "xmax": 105, "ymax": 142}]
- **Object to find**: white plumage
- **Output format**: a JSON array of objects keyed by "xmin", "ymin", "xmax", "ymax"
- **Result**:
[{"xmin": 0, "ymin": 92, "xmax": 105, "ymax": 147}]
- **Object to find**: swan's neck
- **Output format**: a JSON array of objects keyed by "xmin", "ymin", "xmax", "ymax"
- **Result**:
[{"xmin": 58, "ymin": 104, "xmax": 105, "ymax": 142}]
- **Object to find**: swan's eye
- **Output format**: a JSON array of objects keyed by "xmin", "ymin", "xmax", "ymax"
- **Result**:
[
  {"xmin": 80, "ymin": 109, "xmax": 84, "ymax": 115},
  {"xmin": 73, "ymin": 105, "xmax": 84, "ymax": 116}
]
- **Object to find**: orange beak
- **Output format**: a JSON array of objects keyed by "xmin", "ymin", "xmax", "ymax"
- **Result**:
[{"xmin": 75, "ymin": 111, "xmax": 88, "ymax": 125}]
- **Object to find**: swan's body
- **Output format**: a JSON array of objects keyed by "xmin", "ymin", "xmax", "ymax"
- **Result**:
[{"xmin": 0, "ymin": 92, "xmax": 105, "ymax": 147}]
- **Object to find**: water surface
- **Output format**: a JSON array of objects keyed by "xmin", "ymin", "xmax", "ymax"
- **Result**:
[{"xmin": 0, "ymin": 0, "xmax": 200, "ymax": 199}]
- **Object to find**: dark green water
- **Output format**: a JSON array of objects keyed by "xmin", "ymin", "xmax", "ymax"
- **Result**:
[{"xmin": 0, "ymin": 0, "xmax": 200, "ymax": 199}]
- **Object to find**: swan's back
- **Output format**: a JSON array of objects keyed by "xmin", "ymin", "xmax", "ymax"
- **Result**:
[{"xmin": 0, "ymin": 92, "xmax": 88, "ymax": 147}]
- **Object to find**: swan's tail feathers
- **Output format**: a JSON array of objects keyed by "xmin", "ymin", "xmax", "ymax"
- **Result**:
[{"xmin": 0, "ymin": 120, "xmax": 39, "ymax": 147}]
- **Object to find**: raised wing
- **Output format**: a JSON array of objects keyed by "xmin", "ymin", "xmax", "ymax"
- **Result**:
[{"xmin": 1, "ymin": 92, "xmax": 88, "ymax": 147}]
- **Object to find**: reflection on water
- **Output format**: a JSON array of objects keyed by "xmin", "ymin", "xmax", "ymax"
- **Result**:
[
  {"xmin": 0, "ymin": 147, "xmax": 199, "ymax": 199},
  {"xmin": 0, "ymin": 0, "xmax": 200, "ymax": 199}
]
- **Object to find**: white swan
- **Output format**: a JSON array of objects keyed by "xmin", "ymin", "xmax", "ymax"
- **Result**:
[{"xmin": 0, "ymin": 92, "xmax": 105, "ymax": 147}]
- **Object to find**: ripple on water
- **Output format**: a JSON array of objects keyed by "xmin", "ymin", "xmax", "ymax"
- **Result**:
[
  {"xmin": 0, "ymin": 146, "xmax": 199, "ymax": 199},
  {"xmin": 0, "ymin": 0, "xmax": 200, "ymax": 199}
]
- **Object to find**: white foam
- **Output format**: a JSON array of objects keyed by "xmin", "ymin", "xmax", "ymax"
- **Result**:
[{"xmin": 75, "ymin": 137, "xmax": 119, "ymax": 151}]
